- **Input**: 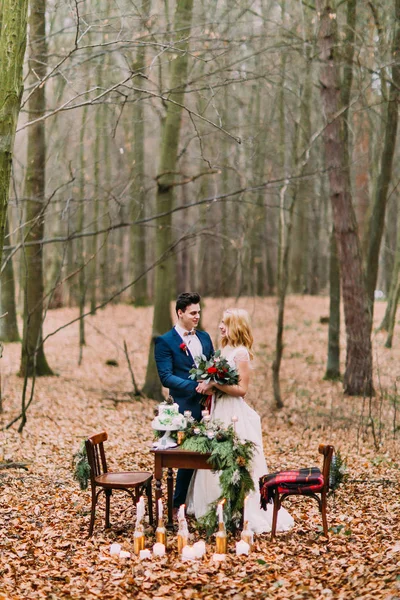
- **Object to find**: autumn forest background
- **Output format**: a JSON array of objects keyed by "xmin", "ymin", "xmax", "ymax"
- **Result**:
[{"xmin": 0, "ymin": 0, "xmax": 400, "ymax": 598}]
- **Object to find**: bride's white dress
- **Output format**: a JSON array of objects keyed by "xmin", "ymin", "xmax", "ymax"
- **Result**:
[{"xmin": 186, "ymin": 345, "xmax": 294, "ymax": 534}]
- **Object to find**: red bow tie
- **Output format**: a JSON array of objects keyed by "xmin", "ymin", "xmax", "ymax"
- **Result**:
[{"xmin": 184, "ymin": 330, "xmax": 195, "ymax": 336}]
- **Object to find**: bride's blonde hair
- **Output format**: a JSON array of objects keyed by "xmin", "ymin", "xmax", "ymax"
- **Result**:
[{"xmin": 221, "ymin": 308, "xmax": 254, "ymax": 359}]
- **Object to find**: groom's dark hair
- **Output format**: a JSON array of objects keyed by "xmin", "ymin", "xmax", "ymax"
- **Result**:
[{"xmin": 176, "ymin": 292, "xmax": 201, "ymax": 314}]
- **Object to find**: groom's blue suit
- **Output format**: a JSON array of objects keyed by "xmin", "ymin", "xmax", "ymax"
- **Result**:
[{"xmin": 154, "ymin": 327, "xmax": 214, "ymax": 506}]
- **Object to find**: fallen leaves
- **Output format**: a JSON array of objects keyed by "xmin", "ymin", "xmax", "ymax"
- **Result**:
[{"xmin": 0, "ymin": 299, "xmax": 399, "ymax": 599}]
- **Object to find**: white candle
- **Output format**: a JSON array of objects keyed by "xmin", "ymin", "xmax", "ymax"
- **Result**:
[
  {"xmin": 236, "ymin": 540, "xmax": 250, "ymax": 556},
  {"xmin": 136, "ymin": 496, "xmax": 145, "ymax": 525},
  {"xmin": 217, "ymin": 500, "xmax": 224, "ymax": 523},
  {"xmin": 152, "ymin": 542, "xmax": 166, "ymax": 557},
  {"xmin": 158, "ymin": 498, "xmax": 163, "ymax": 520},
  {"xmin": 193, "ymin": 540, "xmax": 206, "ymax": 558},
  {"xmin": 243, "ymin": 496, "xmax": 248, "ymax": 524},
  {"xmin": 181, "ymin": 545, "xmax": 197, "ymax": 561},
  {"xmin": 139, "ymin": 549, "xmax": 151, "ymax": 560},
  {"xmin": 212, "ymin": 553, "xmax": 225, "ymax": 562},
  {"xmin": 109, "ymin": 543, "xmax": 121, "ymax": 556},
  {"xmin": 119, "ymin": 550, "xmax": 131, "ymax": 559},
  {"xmin": 178, "ymin": 504, "xmax": 186, "ymax": 521}
]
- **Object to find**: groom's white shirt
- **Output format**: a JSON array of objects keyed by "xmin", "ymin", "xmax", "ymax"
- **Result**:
[{"xmin": 175, "ymin": 324, "xmax": 203, "ymax": 366}]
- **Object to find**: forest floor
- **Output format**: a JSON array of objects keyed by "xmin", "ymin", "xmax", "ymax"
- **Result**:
[{"xmin": 0, "ymin": 296, "xmax": 399, "ymax": 600}]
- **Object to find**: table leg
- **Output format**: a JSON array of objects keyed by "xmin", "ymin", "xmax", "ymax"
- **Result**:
[
  {"xmin": 167, "ymin": 467, "xmax": 174, "ymax": 530},
  {"xmin": 154, "ymin": 455, "xmax": 162, "ymax": 524}
]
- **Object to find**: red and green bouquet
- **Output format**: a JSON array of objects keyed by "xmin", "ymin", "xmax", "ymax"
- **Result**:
[{"xmin": 189, "ymin": 349, "xmax": 240, "ymax": 389}]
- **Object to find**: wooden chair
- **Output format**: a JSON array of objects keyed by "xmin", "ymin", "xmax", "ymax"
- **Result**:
[
  {"xmin": 85, "ymin": 431, "xmax": 153, "ymax": 536},
  {"xmin": 259, "ymin": 444, "xmax": 335, "ymax": 539}
]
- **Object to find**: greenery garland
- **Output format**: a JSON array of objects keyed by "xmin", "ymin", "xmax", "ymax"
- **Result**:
[
  {"xmin": 180, "ymin": 419, "xmax": 255, "ymax": 535},
  {"xmin": 329, "ymin": 449, "xmax": 348, "ymax": 491},
  {"xmin": 72, "ymin": 441, "xmax": 91, "ymax": 490}
]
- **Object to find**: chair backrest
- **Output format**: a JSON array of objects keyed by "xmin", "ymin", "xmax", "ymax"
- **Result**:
[
  {"xmin": 85, "ymin": 431, "xmax": 109, "ymax": 483},
  {"xmin": 318, "ymin": 444, "xmax": 335, "ymax": 492}
]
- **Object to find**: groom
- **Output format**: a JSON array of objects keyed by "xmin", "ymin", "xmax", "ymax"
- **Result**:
[{"xmin": 154, "ymin": 292, "xmax": 214, "ymax": 509}]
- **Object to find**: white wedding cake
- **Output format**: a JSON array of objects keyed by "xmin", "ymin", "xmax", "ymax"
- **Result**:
[{"xmin": 152, "ymin": 401, "xmax": 186, "ymax": 430}]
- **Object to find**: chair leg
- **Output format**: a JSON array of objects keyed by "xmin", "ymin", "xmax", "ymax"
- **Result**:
[
  {"xmin": 88, "ymin": 486, "xmax": 97, "ymax": 537},
  {"xmin": 271, "ymin": 488, "xmax": 279, "ymax": 540},
  {"xmin": 146, "ymin": 480, "xmax": 154, "ymax": 526},
  {"xmin": 105, "ymin": 489, "xmax": 112, "ymax": 529},
  {"xmin": 321, "ymin": 492, "xmax": 329, "ymax": 537}
]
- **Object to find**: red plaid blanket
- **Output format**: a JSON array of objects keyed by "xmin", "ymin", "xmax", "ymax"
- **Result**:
[{"xmin": 259, "ymin": 467, "xmax": 324, "ymax": 509}]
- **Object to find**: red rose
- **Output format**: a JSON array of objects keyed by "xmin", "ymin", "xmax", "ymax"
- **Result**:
[
  {"xmin": 207, "ymin": 366, "xmax": 218, "ymax": 374},
  {"xmin": 180, "ymin": 343, "xmax": 187, "ymax": 352}
]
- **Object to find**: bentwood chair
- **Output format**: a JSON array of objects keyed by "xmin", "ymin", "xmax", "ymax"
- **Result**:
[
  {"xmin": 259, "ymin": 444, "xmax": 335, "ymax": 539},
  {"xmin": 85, "ymin": 431, "xmax": 153, "ymax": 536}
]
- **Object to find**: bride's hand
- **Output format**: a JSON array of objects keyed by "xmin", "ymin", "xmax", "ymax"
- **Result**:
[{"xmin": 196, "ymin": 381, "xmax": 213, "ymax": 394}]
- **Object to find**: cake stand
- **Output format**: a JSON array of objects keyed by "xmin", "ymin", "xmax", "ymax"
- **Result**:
[{"xmin": 152, "ymin": 424, "xmax": 183, "ymax": 449}]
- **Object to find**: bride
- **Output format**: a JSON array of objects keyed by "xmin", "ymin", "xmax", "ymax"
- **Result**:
[{"xmin": 186, "ymin": 308, "xmax": 294, "ymax": 534}]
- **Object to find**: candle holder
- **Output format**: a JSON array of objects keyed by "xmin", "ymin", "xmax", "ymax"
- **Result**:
[
  {"xmin": 177, "ymin": 532, "xmax": 188, "ymax": 553},
  {"xmin": 134, "ymin": 532, "xmax": 145, "ymax": 554},
  {"xmin": 215, "ymin": 522, "xmax": 227, "ymax": 554},
  {"xmin": 156, "ymin": 518, "xmax": 166, "ymax": 546},
  {"xmin": 177, "ymin": 431, "xmax": 186, "ymax": 445},
  {"xmin": 241, "ymin": 521, "xmax": 254, "ymax": 549}
]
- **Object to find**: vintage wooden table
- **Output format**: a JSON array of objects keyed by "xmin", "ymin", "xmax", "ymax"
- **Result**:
[{"xmin": 151, "ymin": 447, "xmax": 212, "ymax": 529}]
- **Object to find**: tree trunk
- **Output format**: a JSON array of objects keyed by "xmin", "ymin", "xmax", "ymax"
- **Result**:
[
  {"xmin": 0, "ymin": 0, "xmax": 29, "ymax": 267},
  {"xmin": 78, "ymin": 102, "xmax": 89, "ymax": 356},
  {"xmin": 317, "ymin": 0, "xmax": 373, "ymax": 396},
  {"xmin": 324, "ymin": 230, "xmax": 341, "ymax": 380},
  {"xmin": 380, "ymin": 204, "xmax": 400, "ymax": 337},
  {"xmin": 20, "ymin": 0, "xmax": 53, "ymax": 377},
  {"xmin": 143, "ymin": 0, "xmax": 194, "ymax": 400},
  {"xmin": 0, "ymin": 215, "xmax": 20, "ymax": 341},
  {"xmin": 365, "ymin": 0, "xmax": 400, "ymax": 310},
  {"xmin": 290, "ymin": 53, "xmax": 312, "ymax": 294},
  {"xmin": 89, "ymin": 62, "xmax": 102, "ymax": 315},
  {"xmin": 130, "ymin": 0, "xmax": 151, "ymax": 307}
]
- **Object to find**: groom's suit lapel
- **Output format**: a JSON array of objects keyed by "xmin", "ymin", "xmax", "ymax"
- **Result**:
[{"xmin": 171, "ymin": 327, "xmax": 196, "ymax": 366}]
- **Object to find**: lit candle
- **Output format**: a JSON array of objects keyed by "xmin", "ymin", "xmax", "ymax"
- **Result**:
[
  {"xmin": 178, "ymin": 504, "xmax": 186, "ymax": 521},
  {"xmin": 139, "ymin": 549, "xmax": 151, "ymax": 560},
  {"xmin": 158, "ymin": 498, "xmax": 163, "ymax": 520},
  {"xmin": 243, "ymin": 495, "xmax": 248, "ymax": 525},
  {"xmin": 193, "ymin": 540, "xmax": 206, "ymax": 558},
  {"xmin": 109, "ymin": 543, "xmax": 121, "ymax": 556},
  {"xmin": 181, "ymin": 545, "xmax": 197, "ymax": 561},
  {"xmin": 235, "ymin": 540, "xmax": 250, "ymax": 556},
  {"xmin": 152, "ymin": 542, "xmax": 166, "ymax": 557},
  {"xmin": 217, "ymin": 500, "xmax": 224, "ymax": 523},
  {"xmin": 136, "ymin": 496, "xmax": 145, "ymax": 525}
]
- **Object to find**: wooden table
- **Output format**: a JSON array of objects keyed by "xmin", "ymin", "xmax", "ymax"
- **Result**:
[{"xmin": 152, "ymin": 447, "xmax": 213, "ymax": 529}]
